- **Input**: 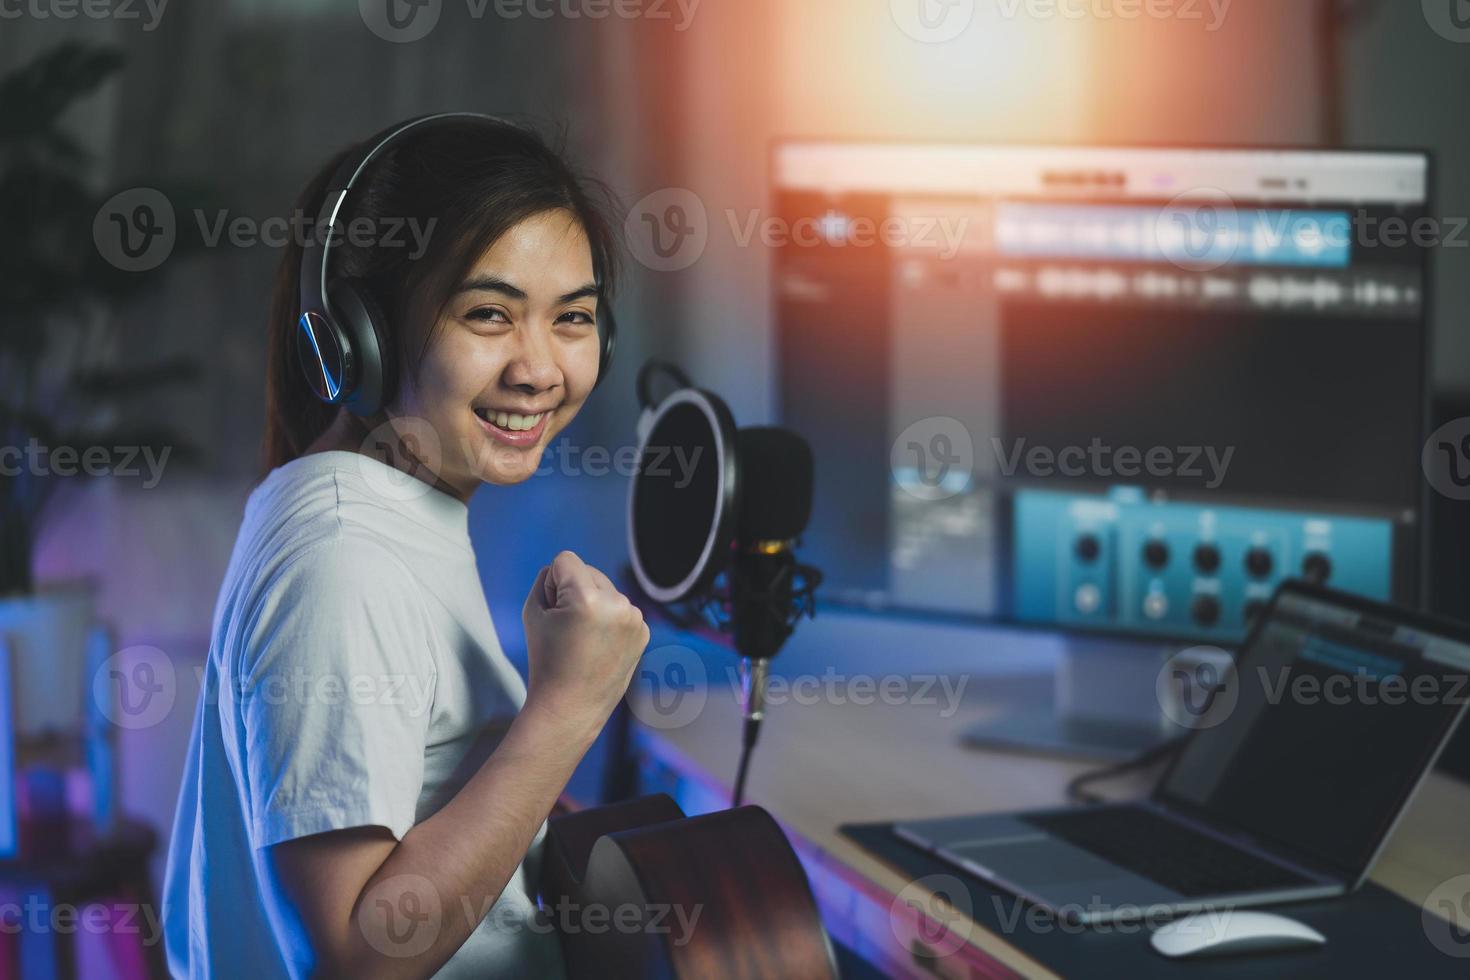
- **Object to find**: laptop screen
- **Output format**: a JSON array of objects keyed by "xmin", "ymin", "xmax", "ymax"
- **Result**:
[{"xmin": 1157, "ymin": 585, "xmax": 1470, "ymax": 881}]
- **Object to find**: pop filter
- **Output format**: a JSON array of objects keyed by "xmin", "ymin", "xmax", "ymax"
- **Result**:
[
  {"xmin": 626, "ymin": 361, "xmax": 822, "ymax": 808},
  {"xmin": 627, "ymin": 372, "xmax": 739, "ymax": 603}
]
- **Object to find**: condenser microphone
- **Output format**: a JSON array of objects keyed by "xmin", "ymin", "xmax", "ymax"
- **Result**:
[
  {"xmin": 627, "ymin": 362, "xmax": 822, "ymax": 806},
  {"xmin": 730, "ymin": 427, "xmax": 814, "ymax": 662}
]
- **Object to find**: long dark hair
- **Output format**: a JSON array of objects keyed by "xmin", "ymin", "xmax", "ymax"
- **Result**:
[{"xmin": 263, "ymin": 117, "xmax": 620, "ymax": 472}]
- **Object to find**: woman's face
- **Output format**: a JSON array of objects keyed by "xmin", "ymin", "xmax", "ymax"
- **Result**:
[{"xmin": 396, "ymin": 209, "xmax": 603, "ymax": 497}]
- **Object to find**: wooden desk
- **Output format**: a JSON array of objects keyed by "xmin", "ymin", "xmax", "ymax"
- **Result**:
[{"xmin": 630, "ymin": 672, "xmax": 1470, "ymax": 979}]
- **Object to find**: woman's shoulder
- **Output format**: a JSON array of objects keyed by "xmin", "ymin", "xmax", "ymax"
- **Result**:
[
  {"xmin": 250, "ymin": 450, "xmax": 470, "ymax": 553},
  {"xmin": 232, "ymin": 454, "xmax": 427, "ymax": 601},
  {"xmin": 221, "ymin": 473, "xmax": 435, "ymax": 666}
]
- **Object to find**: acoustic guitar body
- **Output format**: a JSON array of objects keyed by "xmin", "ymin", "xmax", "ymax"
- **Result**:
[{"xmin": 540, "ymin": 794, "xmax": 837, "ymax": 980}]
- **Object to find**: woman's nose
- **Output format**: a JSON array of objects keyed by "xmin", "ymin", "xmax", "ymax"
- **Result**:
[{"xmin": 502, "ymin": 330, "xmax": 563, "ymax": 393}]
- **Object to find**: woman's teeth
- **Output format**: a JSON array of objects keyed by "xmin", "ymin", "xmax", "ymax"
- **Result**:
[{"xmin": 477, "ymin": 408, "xmax": 544, "ymax": 431}]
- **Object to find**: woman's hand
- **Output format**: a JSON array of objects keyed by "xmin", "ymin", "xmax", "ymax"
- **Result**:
[{"xmin": 521, "ymin": 550, "xmax": 650, "ymax": 738}]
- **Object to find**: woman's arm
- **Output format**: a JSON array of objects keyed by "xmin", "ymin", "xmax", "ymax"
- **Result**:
[{"xmin": 266, "ymin": 550, "xmax": 648, "ymax": 979}]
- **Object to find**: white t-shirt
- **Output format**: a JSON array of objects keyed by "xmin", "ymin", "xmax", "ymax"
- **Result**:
[{"xmin": 163, "ymin": 451, "xmax": 566, "ymax": 978}]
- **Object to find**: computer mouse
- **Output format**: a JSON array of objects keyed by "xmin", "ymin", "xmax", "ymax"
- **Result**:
[{"xmin": 1150, "ymin": 910, "xmax": 1327, "ymax": 959}]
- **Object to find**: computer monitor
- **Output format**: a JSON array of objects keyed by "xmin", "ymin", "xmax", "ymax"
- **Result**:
[{"xmin": 773, "ymin": 142, "xmax": 1431, "ymax": 649}]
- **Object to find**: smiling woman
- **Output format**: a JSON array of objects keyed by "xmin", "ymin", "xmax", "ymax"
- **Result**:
[
  {"xmin": 390, "ymin": 209, "xmax": 607, "ymax": 491},
  {"xmin": 162, "ymin": 115, "xmax": 650, "ymax": 980}
]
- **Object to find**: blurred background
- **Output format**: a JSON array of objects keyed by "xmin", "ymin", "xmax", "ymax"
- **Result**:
[{"xmin": 1, "ymin": 0, "xmax": 1469, "ymax": 974}]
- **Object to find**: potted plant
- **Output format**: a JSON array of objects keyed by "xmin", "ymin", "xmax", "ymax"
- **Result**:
[{"xmin": 0, "ymin": 42, "xmax": 199, "ymax": 744}]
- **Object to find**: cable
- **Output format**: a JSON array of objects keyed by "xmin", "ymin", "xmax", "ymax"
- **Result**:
[
  {"xmin": 732, "ymin": 715, "xmax": 761, "ymax": 807},
  {"xmin": 1065, "ymin": 736, "xmax": 1186, "ymax": 805},
  {"xmin": 732, "ymin": 657, "xmax": 770, "ymax": 807}
]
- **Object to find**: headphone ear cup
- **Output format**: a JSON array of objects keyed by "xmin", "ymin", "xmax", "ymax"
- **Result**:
[{"xmin": 327, "ymin": 280, "xmax": 395, "ymax": 416}]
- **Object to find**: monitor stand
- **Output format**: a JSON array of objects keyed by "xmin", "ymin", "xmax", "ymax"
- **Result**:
[{"xmin": 962, "ymin": 635, "xmax": 1219, "ymax": 763}]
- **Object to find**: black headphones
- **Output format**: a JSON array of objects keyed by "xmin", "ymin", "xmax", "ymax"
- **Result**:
[{"xmin": 296, "ymin": 112, "xmax": 617, "ymax": 416}]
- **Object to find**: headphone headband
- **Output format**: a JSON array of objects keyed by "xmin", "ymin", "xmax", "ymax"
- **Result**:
[{"xmin": 297, "ymin": 112, "xmax": 505, "ymax": 333}]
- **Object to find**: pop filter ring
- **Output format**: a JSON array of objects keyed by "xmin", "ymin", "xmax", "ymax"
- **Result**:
[{"xmin": 627, "ymin": 386, "xmax": 741, "ymax": 604}]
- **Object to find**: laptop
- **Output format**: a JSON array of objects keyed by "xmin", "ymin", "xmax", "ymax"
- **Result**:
[{"xmin": 895, "ymin": 581, "xmax": 1470, "ymax": 925}]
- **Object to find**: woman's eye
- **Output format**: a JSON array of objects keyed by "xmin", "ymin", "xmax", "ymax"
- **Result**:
[
  {"xmin": 558, "ymin": 310, "xmax": 596, "ymax": 327},
  {"xmin": 466, "ymin": 308, "xmax": 510, "ymax": 324}
]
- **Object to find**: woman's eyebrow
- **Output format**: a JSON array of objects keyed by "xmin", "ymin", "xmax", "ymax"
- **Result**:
[
  {"xmin": 558, "ymin": 284, "xmax": 601, "ymax": 304},
  {"xmin": 454, "ymin": 277, "xmax": 600, "ymax": 305},
  {"xmin": 456, "ymin": 275, "xmax": 526, "ymax": 299}
]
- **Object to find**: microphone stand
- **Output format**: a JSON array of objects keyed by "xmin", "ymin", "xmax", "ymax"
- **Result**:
[{"xmin": 730, "ymin": 542, "xmax": 809, "ymax": 807}]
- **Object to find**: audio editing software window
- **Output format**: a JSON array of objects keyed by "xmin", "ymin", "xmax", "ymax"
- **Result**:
[{"xmin": 773, "ymin": 145, "xmax": 1430, "ymax": 641}]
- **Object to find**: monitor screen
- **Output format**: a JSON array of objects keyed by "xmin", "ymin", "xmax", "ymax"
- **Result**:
[
  {"xmin": 772, "ymin": 143, "xmax": 1431, "ymax": 643},
  {"xmin": 1158, "ymin": 587, "xmax": 1470, "ymax": 879}
]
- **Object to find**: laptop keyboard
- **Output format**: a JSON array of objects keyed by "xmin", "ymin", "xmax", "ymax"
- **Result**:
[{"xmin": 1023, "ymin": 805, "xmax": 1317, "ymax": 898}]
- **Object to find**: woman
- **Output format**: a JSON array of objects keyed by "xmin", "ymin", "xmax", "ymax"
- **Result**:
[{"xmin": 163, "ymin": 115, "xmax": 649, "ymax": 978}]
